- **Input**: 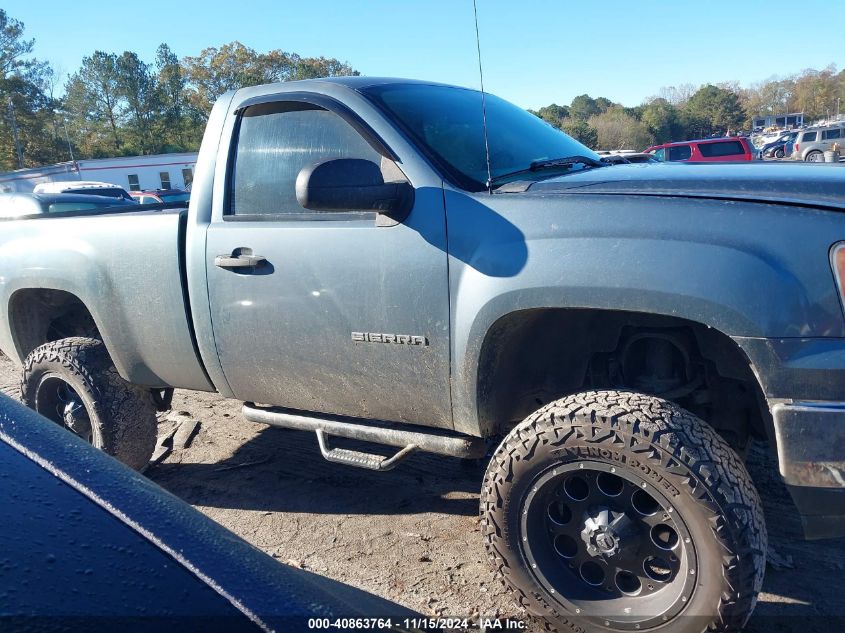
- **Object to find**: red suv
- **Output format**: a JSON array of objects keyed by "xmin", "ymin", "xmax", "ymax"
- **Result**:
[{"xmin": 644, "ymin": 137, "xmax": 757, "ymax": 162}]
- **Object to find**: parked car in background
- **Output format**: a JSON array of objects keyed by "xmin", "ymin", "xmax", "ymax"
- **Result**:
[
  {"xmin": 0, "ymin": 192, "xmax": 137, "ymax": 219},
  {"xmin": 33, "ymin": 180, "xmax": 135, "ymax": 200},
  {"xmin": 600, "ymin": 152, "xmax": 659, "ymax": 164},
  {"xmin": 129, "ymin": 188, "xmax": 191, "ymax": 204},
  {"xmin": 794, "ymin": 123, "xmax": 845, "ymax": 162},
  {"xmin": 644, "ymin": 137, "xmax": 756, "ymax": 162},
  {"xmin": 756, "ymin": 129, "xmax": 792, "ymax": 146},
  {"xmin": 784, "ymin": 139, "xmax": 795, "ymax": 158},
  {"xmin": 761, "ymin": 131, "xmax": 798, "ymax": 159}
]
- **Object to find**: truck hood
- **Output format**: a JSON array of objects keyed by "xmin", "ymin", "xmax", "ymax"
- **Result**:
[{"xmin": 499, "ymin": 162, "xmax": 845, "ymax": 210}]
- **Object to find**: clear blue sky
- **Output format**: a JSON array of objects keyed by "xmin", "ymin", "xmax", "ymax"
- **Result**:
[{"xmin": 6, "ymin": 0, "xmax": 841, "ymax": 109}]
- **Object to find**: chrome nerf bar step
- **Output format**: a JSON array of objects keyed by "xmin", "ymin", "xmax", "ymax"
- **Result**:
[
  {"xmin": 316, "ymin": 430, "xmax": 417, "ymax": 471},
  {"xmin": 242, "ymin": 403, "xmax": 487, "ymax": 471}
]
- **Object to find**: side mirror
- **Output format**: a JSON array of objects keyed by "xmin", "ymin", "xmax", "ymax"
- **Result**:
[{"xmin": 295, "ymin": 158, "xmax": 414, "ymax": 224}]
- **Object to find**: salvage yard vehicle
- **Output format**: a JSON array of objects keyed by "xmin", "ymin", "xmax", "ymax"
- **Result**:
[
  {"xmin": 1, "ymin": 77, "xmax": 845, "ymax": 632},
  {"xmin": 599, "ymin": 152, "xmax": 659, "ymax": 165},
  {"xmin": 644, "ymin": 137, "xmax": 756, "ymax": 162},
  {"xmin": 129, "ymin": 187, "xmax": 191, "ymax": 204},
  {"xmin": 760, "ymin": 130, "xmax": 798, "ymax": 159},
  {"xmin": 793, "ymin": 122, "xmax": 845, "ymax": 162},
  {"xmin": 32, "ymin": 179, "xmax": 135, "ymax": 200},
  {"xmin": 0, "ymin": 192, "xmax": 137, "ymax": 218}
]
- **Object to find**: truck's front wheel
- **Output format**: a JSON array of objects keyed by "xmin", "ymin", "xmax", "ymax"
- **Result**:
[
  {"xmin": 480, "ymin": 390, "xmax": 766, "ymax": 632},
  {"xmin": 21, "ymin": 337, "xmax": 157, "ymax": 471}
]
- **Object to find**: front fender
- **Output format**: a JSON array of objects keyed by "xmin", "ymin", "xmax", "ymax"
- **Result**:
[{"xmin": 445, "ymin": 190, "xmax": 845, "ymax": 435}]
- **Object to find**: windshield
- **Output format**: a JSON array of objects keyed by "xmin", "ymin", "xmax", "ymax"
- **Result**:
[{"xmin": 362, "ymin": 83, "xmax": 599, "ymax": 191}]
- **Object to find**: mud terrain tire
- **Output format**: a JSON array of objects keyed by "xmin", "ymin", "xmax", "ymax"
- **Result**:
[
  {"xmin": 21, "ymin": 337, "xmax": 157, "ymax": 471},
  {"xmin": 480, "ymin": 390, "xmax": 766, "ymax": 632}
]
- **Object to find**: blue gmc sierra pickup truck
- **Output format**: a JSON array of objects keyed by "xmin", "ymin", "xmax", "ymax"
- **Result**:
[{"xmin": 2, "ymin": 77, "xmax": 845, "ymax": 632}]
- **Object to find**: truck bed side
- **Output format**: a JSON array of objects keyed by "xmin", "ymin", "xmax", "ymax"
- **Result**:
[{"xmin": 0, "ymin": 210, "xmax": 213, "ymax": 391}]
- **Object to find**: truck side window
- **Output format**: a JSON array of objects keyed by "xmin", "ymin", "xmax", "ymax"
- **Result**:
[{"xmin": 230, "ymin": 102, "xmax": 381, "ymax": 217}]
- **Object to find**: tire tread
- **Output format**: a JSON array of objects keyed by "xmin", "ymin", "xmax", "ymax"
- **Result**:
[
  {"xmin": 480, "ymin": 390, "xmax": 766, "ymax": 632},
  {"xmin": 21, "ymin": 337, "xmax": 157, "ymax": 470}
]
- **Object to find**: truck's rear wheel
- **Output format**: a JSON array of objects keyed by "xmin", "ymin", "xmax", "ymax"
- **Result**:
[
  {"xmin": 21, "ymin": 337, "xmax": 157, "ymax": 471},
  {"xmin": 480, "ymin": 390, "xmax": 766, "ymax": 632}
]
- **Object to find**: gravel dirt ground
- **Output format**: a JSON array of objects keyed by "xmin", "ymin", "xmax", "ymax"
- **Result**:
[{"xmin": 2, "ymin": 352, "xmax": 844, "ymax": 631}]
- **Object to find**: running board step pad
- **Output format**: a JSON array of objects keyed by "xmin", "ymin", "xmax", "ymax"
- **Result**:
[{"xmin": 316, "ymin": 430, "xmax": 417, "ymax": 471}]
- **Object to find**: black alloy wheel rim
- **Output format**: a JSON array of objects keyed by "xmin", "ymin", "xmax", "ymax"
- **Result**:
[
  {"xmin": 34, "ymin": 375, "xmax": 94, "ymax": 443},
  {"xmin": 519, "ymin": 460, "xmax": 697, "ymax": 630}
]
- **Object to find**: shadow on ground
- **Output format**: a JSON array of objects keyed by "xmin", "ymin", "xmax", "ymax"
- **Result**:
[
  {"xmin": 150, "ymin": 426, "xmax": 484, "ymax": 517},
  {"xmin": 149, "ymin": 421, "xmax": 845, "ymax": 631}
]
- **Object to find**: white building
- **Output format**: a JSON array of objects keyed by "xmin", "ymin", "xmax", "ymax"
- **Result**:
[
  {"xmin": 0, "ymin": 152, "xmax": 198, "ymax": 194},
  {"xmin": 752, "ymin": 112, "xmax": 805, "ymax": 130}
]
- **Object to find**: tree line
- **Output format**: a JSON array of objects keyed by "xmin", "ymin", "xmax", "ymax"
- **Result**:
[
  {"xmin": 0, "ymin": 9, "xmax": 358, "ymax": 171},
  {"xmin": 3, "ymin": 7, "xmax": 845, "ymax": 171},
  {"xmin": 532, "ymin": 66, "xmax": 845, "ymax": 150}
]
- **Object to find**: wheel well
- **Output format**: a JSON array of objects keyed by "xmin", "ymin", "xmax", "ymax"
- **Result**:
[
  {"xmin": 9, "ymin": 289, "xmax": 100, "ymax": 360},
  {"xmin": 477, "ymin": 309, "xmax": 769, "ymax": 450}
]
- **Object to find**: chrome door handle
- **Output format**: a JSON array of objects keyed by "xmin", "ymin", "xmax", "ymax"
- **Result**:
[{"xmin": 214, "ymin": 254, "xmax": 267, "ymax": 268}]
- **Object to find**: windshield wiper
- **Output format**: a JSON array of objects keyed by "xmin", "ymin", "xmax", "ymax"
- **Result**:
[{"xmin": 489, "ymin": 155, "xmax": 607, "ymax": 187}]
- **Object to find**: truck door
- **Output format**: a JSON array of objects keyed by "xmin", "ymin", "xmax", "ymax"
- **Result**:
[{"xmin": 205, "ymin": 97, "xmax": 452, "ymax": 429}]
